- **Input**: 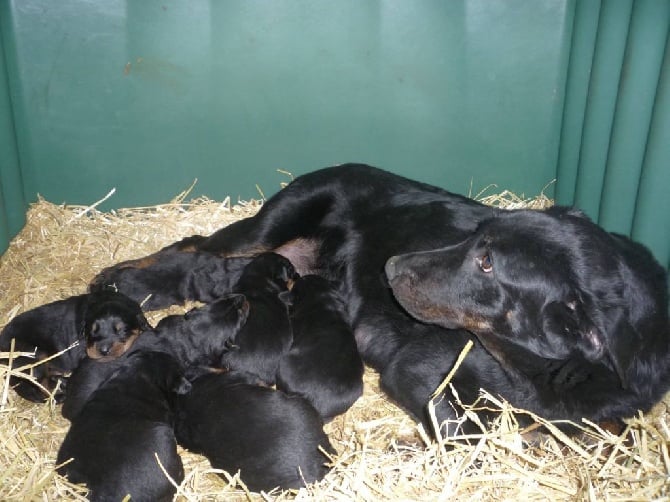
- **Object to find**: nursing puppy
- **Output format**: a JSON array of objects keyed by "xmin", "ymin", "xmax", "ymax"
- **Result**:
[
  {"xmin": 220, "ymin": 253, "xmax": 297, "ymax": 384},
  {"xmin": 0, "ymin": 289, "xmax": 148, "ymax": 402},
  {"xmin": 277, "ymin": 275, "xmax": 364, "ymax": 421},
  {"xmin": 57, "ymin": 350, "xmax": 190, "ymax": 502},
  {"xmin": 91, "ymin": 235, "xmax": 253, "ymax": 310},
  {"xmin": 153, "ymin": 293, "xmax": 249, "ymax": 378},
  {"xmin": 63, "ymin": 294, "xmax": 249, "ymax": 417},
  {"xmin": 175, "ymin": 371, "xmax": 334, "ymax": 492}
]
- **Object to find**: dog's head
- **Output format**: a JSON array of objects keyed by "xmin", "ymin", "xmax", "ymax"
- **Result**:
[
  {"xmin": 83, "ymin": 290, "xmax": 150, "ymax": 361},
  {"xmin": 176, "ymin": 293, "xmax": 250, "ymax": 345},
  {"xmin": 386, "ymin": 206, "xmax": 669, "ymax": 388},
  {"xmin": 280, "ymin": 274, "xmax": 344, "ymax": 312},
  {"xmin": 238, "ymin": 252, "xmax": 299, "ymax": 293}
]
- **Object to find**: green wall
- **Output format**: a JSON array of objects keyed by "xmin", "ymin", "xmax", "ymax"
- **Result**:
[{"xmin": 0, "ymin": 0, "xmax": 668, "ymax": 270}]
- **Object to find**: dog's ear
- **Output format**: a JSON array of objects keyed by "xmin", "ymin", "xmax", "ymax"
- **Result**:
[
  {"xmin": 541, "ymin": 299, "xmax": 605, "ymax": 362},
  {"xmin": 571, "ymin": 290, "xmax": 639, "ymax": 389},
  {"xmin": 600, "ymin": 315, "xmax": 638, "ymax": 390},
  {"xmin": 544, "ymin": 205, "xmax": 591, "ymax": 221},
  {"xmin": 542, "ymin": 298, "xmax": 636, "ymax": 389}
]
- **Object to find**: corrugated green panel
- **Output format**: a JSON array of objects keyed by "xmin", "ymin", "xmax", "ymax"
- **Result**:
[
  {"xmin": 632, "ymin": 32, "xmax": 670, "ymax": 271},
  {"xmin": 557, "ymin": 0, "xmax": 670, "ymax": 266},
  {"xmin": 573, "ymin": 0, "xmax": 633, "ymax": 220},
  {"xmin": 5, "ymin": 0, "xmax": 569, "ymax": 212},
  {"xmin": 599, "ymin": 0, "xmax": 670, "ymax": 236},
  {"xmin": 555, "ymin": 0, "xmax": 601, "ymax": 205},
  {"xmin": 0, "ymin": 4, "xmax": 26, "ymax": 254}
]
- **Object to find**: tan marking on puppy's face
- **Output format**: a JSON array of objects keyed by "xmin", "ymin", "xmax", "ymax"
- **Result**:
[{"xmin": 86, "ymin": 328, "xmax": 141, "ymax": 361}]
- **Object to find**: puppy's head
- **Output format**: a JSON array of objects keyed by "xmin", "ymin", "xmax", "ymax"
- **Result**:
[
  {"xmin": 83, "ymin": 290, "xmax": 150, "ymax": 361},
  {"xmin": 180, "ymin": 293, "xmax": 250, "ymax": 343},
  {"xmin": 280, "ymin": 274, "xmax": 343, "ymax": 310},
  {"xmin": 239, "ymin": 252, "xmax": 299, "ymax": 292},
  {"xmin": 386, "ymin": 206, "xmax": 668, "ymax": 388}
]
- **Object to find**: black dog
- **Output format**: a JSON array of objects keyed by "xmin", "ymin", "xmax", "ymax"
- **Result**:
[
  {"xmin": 277, "ymin": 275, "xmax": 364, "ymax": 421},
  {"xmin": 175, "ymin": 371, "xmax": 334, "ymax": 492},
  {"xmin": 58, "ymin": 350, "xmax": 190, "ymax": 502},
  {"xmin": 91, "ymin": 235, "xmax": 253, "ymax": 310},
  {"xmin": 92, "ymin": 164, "xmax": 670, "ymax": 434},
  {"xmin": 218, "ymin": 253, "xmax": 297, "ymax": 384},
  {"xmin": 384, "ymin": 205, "xmax": 670, "ymax": 428},
  {"xmin": 153, "ymin": 293, "xmax": 249, "ymax": 378},
  {"xmin": 0, "ymin": 289, "xmax": 149, "ymax": 402}
]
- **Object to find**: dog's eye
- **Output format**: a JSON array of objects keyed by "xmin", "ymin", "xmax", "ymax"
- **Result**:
[{"xmin": 477, "ymin": 253, "xmax": 493, "ymax": 273}]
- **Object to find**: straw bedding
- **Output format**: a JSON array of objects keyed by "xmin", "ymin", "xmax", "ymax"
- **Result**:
[{"xmin": 1, "ymin": 182, "xmax": 668, "ymax": 501}]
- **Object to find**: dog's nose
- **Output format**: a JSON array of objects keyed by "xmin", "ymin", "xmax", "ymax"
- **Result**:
[{"xmin": 97, "ymin": 343, "xmax": 112, "ymax": 356}]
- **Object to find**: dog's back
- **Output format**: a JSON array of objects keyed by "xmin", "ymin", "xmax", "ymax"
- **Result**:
[
  {"xmin": 0, "ymin": 295, "xmax": 88, "ymax": 402},
  {"xmin": 220, "ymin": 253, "xmax": 296, "ymax": 384},
  {"xmin": 57, "ymin": 351, "xmax": 189, "ymax": 502},
  {"xmin": 175, "ymin": 371, "xmax": 333, "ymax": 491}
]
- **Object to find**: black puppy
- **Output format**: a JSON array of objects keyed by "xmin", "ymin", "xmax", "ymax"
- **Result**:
[
  {"xmin": 277, "ymin": 275, "xmax": 364, "ymax": 421},
  {"xmin": 91, "ymin": 164, "xmax": 670, "ymax": 435},
  {"xmin": 153, "ymin": 293, "xmax": 249, "ymax": 378},
  {"xmin": 0, "ymin": 289, "xmax": 148, "ymax": 402},
  {"xmin": 175, "ymin": 371, "xmax": 334, "ymax": 492},
  {"xmin": 57, "ymin": 350, "xmax": 190, "ymax": 502},
  {"xmin": 92, "ymin": 235, "xmax": 253, "ymax": 310},
  {"xmin": 219, "ymin": 253, "xmax": 297, "ymax": 384}
]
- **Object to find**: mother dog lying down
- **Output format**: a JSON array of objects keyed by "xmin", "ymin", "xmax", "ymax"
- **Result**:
[{"xmin": 93, "ymin": 164, "xmax": 670, "ymax": 435}]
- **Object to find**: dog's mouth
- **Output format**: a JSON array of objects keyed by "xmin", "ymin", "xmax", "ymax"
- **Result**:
[
  {"xmin": 388, "ymin": 271, "xmax": 489, "ymax": 331},
  {"xmin": 386, "ymin": 256, "xmax": 492, "ymax": 333},
  {"xmin": 86, "ymin": 329, "xmax": 142, "ymax": 361}
]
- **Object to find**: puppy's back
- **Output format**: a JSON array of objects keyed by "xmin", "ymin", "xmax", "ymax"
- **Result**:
[
  {"xmin": 176, "ymin": 372, "xmax": 333, "ymax": 491},
  {"xmin": 57, "ymin": 351, "xmax": 186, "ymax": 501},
  {"xmin": 277, "ymin": 275, "xmax": 364, "ymax": 421},
  {"xmin": 0, "ymin": 295, "xmax": 88, "ymax": 402}
]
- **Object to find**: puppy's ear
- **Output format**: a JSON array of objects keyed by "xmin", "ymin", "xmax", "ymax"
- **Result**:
[
  {"xmin": 222, "ymin": 293, "xmax": 250, "ymax": 324},
  {"xmin": 172, "ymin": 375, "xmax": 192, "ymax": 395},
  {"xmin": 182, "ymin": 307, "xmax": 213, "ymax": 338},
  {"xmin": 278, "ymin": 260, "xmax": 298, "ymax": 285},
  {"xmin": 137, "ymin": 313, "xmax": 151, "ymax": 332},
  {"xmin": 229, "ymin": 293, "xmax": 247, "ymax": 309},
  {"xmin": 278, "ymin": 290, "xmax": 294, "ymax": 306}
]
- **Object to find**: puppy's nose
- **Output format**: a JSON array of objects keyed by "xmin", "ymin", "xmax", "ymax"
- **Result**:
[
  {"xmin": 97, "ymin": 343, "xmax": 112, "ymax": 356},
  {"xmin": 385, "ymin": 256, "xmax": 400, "ymax": 281}
]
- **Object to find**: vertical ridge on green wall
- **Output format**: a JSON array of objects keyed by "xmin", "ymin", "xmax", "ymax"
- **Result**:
[
  {"xmin": 598, "ymin": 0, "xmax": 670, "ymax": 237},
  {"xmin": 556, "ymin": 0, "xmax": 670, "ymax": 270},
  {"xmin": 0, "ymin": 2, "xmax": 26, "ymax": 254},
  {"xmin": 572, "ymin": 0, "xmax": 633, "ymax": 219},
  {"xmin": 555, "ymin": 0, "xmax": 601, "ymax": 206},
  {"xmin": 632, "ymin": 31, "xmax": 670, "ymax": 271}
]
